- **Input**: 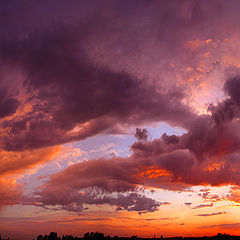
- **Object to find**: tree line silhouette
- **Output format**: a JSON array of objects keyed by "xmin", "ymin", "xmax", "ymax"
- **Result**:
[
  {"xmin": 2, "ymin": 232, "xmax": 240, "ymax": 240},
  {"xmin": 34, "ymin": 232, "xmax": 240, "ymax": 240},
  {"xmin": 36, "ymin": 232, "xmax": 108, "ymax": 240}
]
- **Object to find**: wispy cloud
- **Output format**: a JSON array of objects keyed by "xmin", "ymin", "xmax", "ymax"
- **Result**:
[
  {"xmin": 200, "ymin": 223, "xmax": 240, "ymax": 229},
  {"xmin": 192, "ymin": 203, "xmax": 213, "ymax": 209},
  {"xmin": 197, "ymin": 211, "xmax": 226, "ymax": 217}
]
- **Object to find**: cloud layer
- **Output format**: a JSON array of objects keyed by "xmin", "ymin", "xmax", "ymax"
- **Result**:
[
  {"xmin": 0, "ymin": 24, "xmax": 195, "ymax": 152},
  {"xmin": 2, "ymin": 1, "xmax": 240, "ymax": 218},
  {"xmin": 30, "ymin": 76, "xmax": 240, "ymax": 212}
]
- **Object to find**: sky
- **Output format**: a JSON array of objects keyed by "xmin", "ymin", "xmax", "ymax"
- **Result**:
[{"xmin": 2, "ymin": 0, "xmax": 240, "ymax": 239}]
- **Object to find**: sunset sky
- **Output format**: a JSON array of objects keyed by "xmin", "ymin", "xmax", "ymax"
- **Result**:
[{"xmin": 2, "ymin": 1, "xmax": 240, "ymax": 239}]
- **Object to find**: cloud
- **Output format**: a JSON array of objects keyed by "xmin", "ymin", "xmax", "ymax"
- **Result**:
[
  {"xmin": 192, "ymin": 203, "xmax": 213, "ymax": 209},
  {"xmin": 3, "ymin": 1, "xmax": 240, "ymax": 213},
  {"xmin": 1, "ymin": 1, "xmax": 240, "ymax": 154},
  {"xmin": 200, "ymin": 223, "xmax": 240, "ymax": 229},
  {"xmin": 0, "ymin": 178, "xmax": 23, "ymax": 209},
  {"xmin": 33, "ymin": 186, "xmax": 160, "ymax": 214},
  {"xmin": 55, "ymin": 217, "xmax": 109, "ymax": 223},
  {"xmin": 224, "ymin": 76, "xmax": 240, "ymax": 105},
  {"xmin": 28, "ymin": 157, "xmax": 161, "ymax": 214},
  {"xmin": 0, "ymin": 90, "xmax": 20, "ymax": 119},
  {"xmin": 199, "ymin": 188, "xmax": 210, "ymax": 192},
  {"xmin": 0, "ymin": 146, "xmax": 61, "ymax": 176},
  {"xmin": 0, "ymin": 24, "xmax": 194, "ymax": 152},
  {"xmin": 227, "ymin": 186, "xmax": 240, "ymax": 203},
  {"xmin": 161, "ymin": 133, "xmax": 180, "ymax": 145},
  {"xmin": 197, "ymin": 211, "xmax": 226, "ymax": 217},
  {"xmin": 135, "ymin": 128, "xmax": 149, "ymax": 141},
  {"xmin": 200, "ymin": 192, "xmax": 224, "ymax": 202},
  {"xmin": 208, "ymin": 77, "xmax": 240, "ymax": 125},
  {"xmin": 160, "ymin": 202, "xmax": 171, "ymax": 205},
  {"xmin": 30, "ymin": 82, "xmax": 240, "ymax": 212}
]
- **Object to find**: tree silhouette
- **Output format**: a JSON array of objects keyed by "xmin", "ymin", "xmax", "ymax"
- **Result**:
[
  {"xmin": 37, "ymin": 234, "xmax": 43, "ymax": 240},
  {"xmin": 84, "ymin": 232, "xmax": 104, "ymax": 240},
  {"xmin": 62, "ymin": 235, "xmax": 74, "ymax": 240},
  {"xmin": 43, "ymin": 234, "xmax": 48, "ymax": 240},
  {"xmin": 49, "ymin": 232, "xmax": 58, "ymax": 240},
  {"xmin": 84, "ymin": 232, "xmax": 90, "ymax": 239}
]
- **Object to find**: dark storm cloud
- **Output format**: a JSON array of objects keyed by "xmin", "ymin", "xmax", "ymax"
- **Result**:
[
  {"xmin": 2, "ymin": 0, "xmax": 240, "ymax": 152},
  {"xmin": 0, "ymin": 24, "xmax": 194, "ymax": 151},
  {"xmin": 0, "ymin": 0, "xmax": 240, "ymax": 155},
  {"xmin": 208, "ymin": 77, "xmax": 240, "ymax": 125},
  {"xmin": 181, "ymin": 81, "xmax": 240, "ymax": 160},
  {"xmin": 224, "ymin": 76, "xmax": 240, "ymax": 105},
  {"xmin": 0, "ymin": 90, "xmax": 19, "ymax": 118}
]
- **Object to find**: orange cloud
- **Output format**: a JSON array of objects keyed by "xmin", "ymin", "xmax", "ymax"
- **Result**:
[
  {"xmin": 139, "ymin": 167, "xmax": 172, "ymax": 179},
  {"xmin": 0, "ymin": 146, "xmax": 62, "ymax": 176},
  {"xmin": 227, "ymin": 187, "xmax": 240, "ymax": 203},
  {"xmin": 0, "ymin": 177, "xmax": 23, "ymax": 209}
]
